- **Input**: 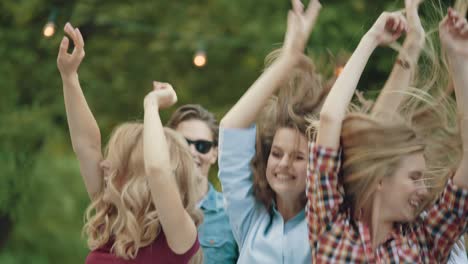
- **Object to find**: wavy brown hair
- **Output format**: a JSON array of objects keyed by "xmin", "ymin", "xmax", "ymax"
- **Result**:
[
  {"xmin": 251, "ymin": 50, "xmax": 328, "ymax": 212},
  {"xmin": 83, "ymin": 123, "xmax": 203, "ymax": 262}
]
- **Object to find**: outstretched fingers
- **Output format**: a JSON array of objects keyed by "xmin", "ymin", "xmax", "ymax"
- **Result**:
[
  {"xmin": 74, "ymin": 28, "xmax": 85, "ymax": 49},
  {"xmin": 305, "ymin": 0, "xmax": 321, "ymax": 30},
  {"xmin": 286, "ymin": 10, "xmax": 300, "ymax": 33},
  {"xmin": 64, "ymin": 22, "xmax": 85, "ymax": 57},
  {"xmin": 64, "ymin": 23, "xmax": 77, "ymax": 45},
  {"xmin": 58, "ymin": 36, "xmax": 70, "ymax": 58},
  {"xmin": 291, "ymin": 0, "xmax": 304, "ymax": 15}
]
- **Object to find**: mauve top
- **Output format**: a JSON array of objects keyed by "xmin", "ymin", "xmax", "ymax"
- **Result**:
[{"xmin": 85, "ymin": 231, "xmax": 200, "ymax": 264}]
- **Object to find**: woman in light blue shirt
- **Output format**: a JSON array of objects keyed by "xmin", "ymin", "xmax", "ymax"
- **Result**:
[{"xmin": 218, "ymin": 1, "xmax": 323, "ymax": 263}]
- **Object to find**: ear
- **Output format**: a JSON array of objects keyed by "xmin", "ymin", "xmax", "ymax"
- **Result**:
[{"xmin": 209, "ymin": 146, "xmax": 218, "ymax": 165}]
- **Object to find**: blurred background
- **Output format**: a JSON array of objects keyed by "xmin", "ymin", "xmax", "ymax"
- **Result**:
[{"xmin": 0, "ymin": 0, "xmax": 460, "ymax": 263}]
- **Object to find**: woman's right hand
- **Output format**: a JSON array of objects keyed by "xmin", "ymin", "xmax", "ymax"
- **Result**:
[
  {"xmin": 367, "ymin": 11, "xmax": 407, "ymax": 46},
  {"xmin": 144, "ymin": 81, "xmax": 178, "ymax": 110},
  {"xmin": 57, "ymin": 22, "xmax": 85, "ymax": 77}
]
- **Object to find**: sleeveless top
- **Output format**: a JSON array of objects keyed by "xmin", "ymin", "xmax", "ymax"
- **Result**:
[{"xmin": 85, "ymin": 231, "xmax": 200, "ymax": 264}]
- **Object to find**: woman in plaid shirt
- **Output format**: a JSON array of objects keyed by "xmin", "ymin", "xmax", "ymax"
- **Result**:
[{"xmin": 307, "ymin": 1, "xmax": 468, "ymax": 263}]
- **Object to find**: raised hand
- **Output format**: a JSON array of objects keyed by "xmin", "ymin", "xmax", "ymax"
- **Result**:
[
  {"xmin": 444, "ymin": 8, "xmax": 468, "ymax": 190},
  {"xmin": 367, "ymin": 12, "xmax": 407, "ymax": 46},
  {"xmin": 144, "ymin": 81, "xmax": 178, "ymax": 110},
  {"xmin": 371, "ymin": 1, "xmax": 425, "ymax": 115},
  {"xmin": 405, "ymin": 0, "xmax": 425, "ymax": 47},
  {"xmin": 282, "ymin": 0, "xmax": 321, "ymax": 58},
  {"xmin": 439, "ymin": 8, "xmax": 468, "ymax": 58},
  {"xmin": 57, "ymin": 22, "xmax": 85, "ymax": 77}
]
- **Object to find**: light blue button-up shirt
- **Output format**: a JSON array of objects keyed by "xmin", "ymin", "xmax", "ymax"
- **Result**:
[
  {"xmin": 198, "ymin": 183, "xmax": 239, "ymax": 264},
  {"xmin": 218, "ymin": 126, "xmax": 311, "ymax": 264}
]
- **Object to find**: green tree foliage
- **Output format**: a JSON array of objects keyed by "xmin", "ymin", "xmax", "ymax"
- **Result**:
[{"xmin": 0, "ymin": 0, "xmax": 456, "ymax": 263}]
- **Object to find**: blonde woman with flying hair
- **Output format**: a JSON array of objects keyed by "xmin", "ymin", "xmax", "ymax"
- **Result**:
[
  {"xmin": 57, "ymin": 22, "xmax": 203, "ymax": 264},
  {"xmin": 307, "ymin": 0, "xmax": 468, "ymax": 262},
  {"xmin": 218, "ymin": 0, "xmax": 323, "ymax": 263}
]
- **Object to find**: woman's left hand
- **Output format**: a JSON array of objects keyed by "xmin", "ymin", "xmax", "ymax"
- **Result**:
[{"xmin": 282, "ymin": 0, "xmax": 321, "ymax": 59}]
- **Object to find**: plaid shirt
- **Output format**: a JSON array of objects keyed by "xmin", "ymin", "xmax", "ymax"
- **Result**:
[{"xmin": 306, "ymin": 142, "xmax": 468, "ymax": 263}]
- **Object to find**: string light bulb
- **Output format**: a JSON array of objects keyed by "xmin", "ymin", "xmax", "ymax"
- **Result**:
[
  {"xmin": 193, "ymin": 50, "xmax": 207, "ymax": 68},
  {"xmin": 193, "ymin": 41, "xmax": 207, "ymax": 68},
  {"xmin": 43, "ymin": 8, "xmax": 57, "ymax": 38},
  {"xmin": 43, "ymin": 22, "xmax": 56, "ymax": 38}
]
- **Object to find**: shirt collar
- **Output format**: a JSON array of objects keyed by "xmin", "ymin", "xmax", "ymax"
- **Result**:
[
  {"xmin": 271, "ymin": 199, "xmax": 306, "ymax": 223},
  {"xmin": 199, "ymin": 183, "xmax": 223, "ymax": 212}
]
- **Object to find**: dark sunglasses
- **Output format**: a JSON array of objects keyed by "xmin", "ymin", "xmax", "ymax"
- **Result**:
[{"xmin": 185, "ymin": 138, "xmax": 214, "ymax": 154}]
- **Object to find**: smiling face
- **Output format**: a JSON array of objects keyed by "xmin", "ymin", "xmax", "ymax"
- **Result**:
[
  {"xmin": 265, "ymin": 127, "xmax": 308, "ymax": 204},
  {"xmin": 378, "ymin": 152, "xmax": 429, "ymax": 222},
  {"xmin": 175, "ymin": 119, "xmax": 217, "ymax": 178}
]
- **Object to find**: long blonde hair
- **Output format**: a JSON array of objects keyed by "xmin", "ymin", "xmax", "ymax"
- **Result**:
[
  {"xmin": 340, "ymin": 113, "xmax": 426, "ymax": 218},
  {"xmin": 338, "ymin": 0, "xmax": 466, "ymax": 218},
  {"xmin": 83, "ymin": 123, "xmax": 203, "ymax": 261}
]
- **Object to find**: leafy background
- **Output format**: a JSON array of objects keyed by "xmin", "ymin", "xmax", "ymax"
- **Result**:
[{"xmin": 0, "ymin": 0, "xmax": 461, "ymax": 263}]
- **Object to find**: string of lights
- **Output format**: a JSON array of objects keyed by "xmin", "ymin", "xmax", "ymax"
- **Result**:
[
  {"xmin": 41, "ymin": 7, "xmax": 346, "ymax": 71},
  {"xmin": 43, "ymin": 10, "xmax": 213, "ymax": 68}
]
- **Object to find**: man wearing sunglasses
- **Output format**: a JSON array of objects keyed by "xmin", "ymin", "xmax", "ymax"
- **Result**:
[{"xmin": 167, "ymin": 104, "xmax": 238, "ymax": 264}]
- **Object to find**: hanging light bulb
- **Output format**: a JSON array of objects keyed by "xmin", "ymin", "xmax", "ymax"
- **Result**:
[
  {"xmin": 193, "ymin": 41, "xmax": 207, "ymax": 68},
  {"xmin": 43, "ymin": 8, "xmax": 57, "ymax": 38},
  {"xmin": 193, "ymin": 50, "xmax": 207, "ymax": 68},
  {"xmin": 43, "ymin": 21, "xmax": 56, "ymax": 38}
]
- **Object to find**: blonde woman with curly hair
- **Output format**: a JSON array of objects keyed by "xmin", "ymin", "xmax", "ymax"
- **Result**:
[
  {"xmin": 57, "ymin": 22, "xmax": 202, "ymax": 264},
  {"xmin": 218, "ymin": 0, "xmax": 323, "ymax": 263},
  {"xmin": 307, "ymin": 0, "xmax": 468, "ymax": 262}
]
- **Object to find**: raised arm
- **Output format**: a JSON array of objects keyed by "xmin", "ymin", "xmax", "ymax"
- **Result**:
[
  {"xmin": 143, "ymin": 82, "xmax": 197, "ymax": 254},
  {"xmin": 441, "ymin": 9, "xmax": 468, "ymax": 188},
  {"xmin": 220, "ymin": 0, "xmax": 321, "ymax": 128},
  {"xmin": 372, "ymin": 0, "xmax": 425, "ymax": 115},
  {"xmin": 57, "ymin": 22, "xmax": 103, "ymax": 199},
  {"xmin": 317, "ymin": 12, "xmax": 407, "ymax": 149}
]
